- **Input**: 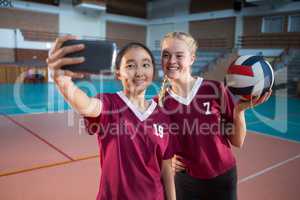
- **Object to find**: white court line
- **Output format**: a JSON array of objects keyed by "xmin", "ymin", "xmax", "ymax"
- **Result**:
[
  {"xmin": 0, "ymin": 103, "xmax": 47, "ymax": 109},
  {"xmin": 247, "ymin": 120, "xmax": 261, "ymax": 125},
  {"xmin": 238, "ymin": 153, "xmax": 300, "ymax": 184},
  {"xmin": 248, "ymin": 130, "xmax": 300, "ymax": 144},
  {"xmin": 246, "ymin": 113, "xmax": 290, "ymax": 126},
  {"xmin": 288, "ymin": 121, "xmax": 300, "ymax": 126}
]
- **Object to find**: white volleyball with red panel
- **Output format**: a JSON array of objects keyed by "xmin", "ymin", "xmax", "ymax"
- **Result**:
[{"xmin": 225, "ymin": 55, "xmax": 274, "ymax": 101}]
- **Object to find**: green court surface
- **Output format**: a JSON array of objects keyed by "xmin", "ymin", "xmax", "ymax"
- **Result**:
[{"xmin": 245, "ymin": 96, "xmax": 300, "ymax": 142}]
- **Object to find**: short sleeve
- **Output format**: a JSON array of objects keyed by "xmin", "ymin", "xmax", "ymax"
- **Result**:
[
  {"xmin": 84, "ymin": 93, "xmax": 112, "ymax": 135},
  {"xmin": 153, "ymin": 95, "xmax": 159, "ymax": 103},
  {"xmin": 163, "ymin": 132, "xmax": 180, "ymax": 160}
]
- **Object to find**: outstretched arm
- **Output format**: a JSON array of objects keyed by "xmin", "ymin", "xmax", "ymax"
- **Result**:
[{"xmin": 47, "ymin": 35, "xmax": 101, "ymax": 117}]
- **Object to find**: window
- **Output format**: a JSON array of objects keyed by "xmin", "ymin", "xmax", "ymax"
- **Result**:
[
  {"xmin": 262, "ymin": 16, "xmax": 284, "ymax": 33},
  {"xmin": 288, "ymin": 15, "xmax": 300, "ymax": 32},
  {"xmin": 0, "ymin": 0, "xmax": 13, "ymax": 8}
]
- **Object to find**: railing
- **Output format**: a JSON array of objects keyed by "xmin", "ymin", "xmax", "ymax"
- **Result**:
[
  {"xmin": 196, "ymin": 38, "xmax": 230, "ymax": 49},
  {"xmin": 238, "ymin": 34, "xmax": 300, "ymax": 48},
  {"xmin": 271, "ymin": 48, "xmax": 290, "ymax": 70},
  {"xmin": 21, "ymin": 29, "xmax": 59, "ymax": 42},
  {"xmin": 201, "ymin": 51, "xmax": 236, "ymax": 82},
  {"xmin": 20, "ymin": 29, "xmax": 108, "ymax": 42},
  {"xmin": 19, "ymin": 29, "xmax": 142, "ymax": 48}
]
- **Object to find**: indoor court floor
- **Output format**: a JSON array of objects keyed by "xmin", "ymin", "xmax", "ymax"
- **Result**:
[{"xmin": 0, "ymin": 82, "xmax": 299, "ymax": 200}]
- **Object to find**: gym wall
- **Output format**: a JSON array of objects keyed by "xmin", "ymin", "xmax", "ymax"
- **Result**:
[
  {"xmin": 107, "ymin": 0, "xmax": 147, "ymax": 18},
  {"xmin": 190, "ymin": 0, "xmax": 234, "ymax": 14},
  {"xmin": 242, "ymin": 11, "xmax": 300, "ymax": 48},
  {"xmin": 189, "ymin": 17, "xmax": 236, "ymax": 49},
  {"xmin": 0, "ymin": 8, "xmax": 58, "ymax": 32},
  {"xmin": 0, "ymin": 8, "xmax": 58, "ymax": 64},
  {"xmin": 106, "ymin": 21, "xmax": 146, "ymax": 48}
]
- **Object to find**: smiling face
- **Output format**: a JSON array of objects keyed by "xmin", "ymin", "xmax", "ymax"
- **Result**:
[
  {"xmin": 161, "ymin": 38, "xmax": 195, "ymax": 81},
  {"xmin": 116, "ymin": 47, "xmax": 154, "ymax": 95}
]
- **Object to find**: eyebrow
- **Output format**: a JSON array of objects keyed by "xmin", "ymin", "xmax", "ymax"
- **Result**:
[
  {"xmin": 142, "ymin": 58, "xmax": 151, "ymax": 62},
  {"xmin": 126, "ymin": 59, "xmax": 135, "ymax": 63},
  {"xmin": 162, "ymin": 50, "xmax": 184, "ymax": 54},
  {"xmin": 126, "ymin": 58, "xmax": 151, "ymax": 63}
]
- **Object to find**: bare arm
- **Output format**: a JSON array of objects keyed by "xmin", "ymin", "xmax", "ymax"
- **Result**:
[
  {"xmin": 161, "ymin": 159, "xmax": 176, "ymax": 200},
  {"xmin": 54, "ymin": 76, "xmax": 101, "ymax": 117},
  {"xmin": 47, "ymin": 35, "xmax": 101, "ymax": 117},
  {"xmin": 171, "ymin": 155, "xmax": 186, "ymax": 173},
  {"xmin": 228, "ymin": 109, "xmax": 246, "ymax": 148},
  {"xmin": 228, "ymin": 91, "xmax": 272, "ymax": 148}
]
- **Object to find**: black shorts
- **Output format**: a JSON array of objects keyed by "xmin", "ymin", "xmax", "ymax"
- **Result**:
[{"xmin": 175, "ymin": 166, "xmax": 237, "ymax": 200}]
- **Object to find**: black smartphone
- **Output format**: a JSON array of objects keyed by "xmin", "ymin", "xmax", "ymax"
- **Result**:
[{"xmin": 61, "ymin": 40, "xmax": 117, "ymax": 74}]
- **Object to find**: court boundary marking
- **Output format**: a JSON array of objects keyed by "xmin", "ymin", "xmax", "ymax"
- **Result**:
[
  {"xmin": 247, "ymin": 116, "xmax": 299, "ymax": 125},
  {"xmin": 0, "ymin": 105, "xmax": 71, "ymax": 116},
  {"xmin": 4, "ymin": 115, "xmax": 75, "ymax": 161},
  {"xmin": 0, "ymin": 155, "xmax": 99, "ymax": 177},
  {"xmin": 238, "ymin": 153, "xmax": 300, "ymax": 184},
  {"xmin": 248, "ymin": 130, "xmax": 300, "ymax": 144},
  {"xmin": 288, "ymin": 121, "xmax": 300, "ymax": 126},
  {"xmin": 0, "ymin": 103, "xmax": 48, "ymax": 109}
]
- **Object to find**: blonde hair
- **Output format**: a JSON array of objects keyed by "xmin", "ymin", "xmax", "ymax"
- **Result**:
[
  {"xmin": 158, "ymin": 32, "xmax": 198, "ymax": 106},
  {"xmin": 158, "ymin": 75, "xmax": 171, "ymax": 107},
  {"xmin": 161, "ymin": 32, "xmax": 198, "ymax": 56}
]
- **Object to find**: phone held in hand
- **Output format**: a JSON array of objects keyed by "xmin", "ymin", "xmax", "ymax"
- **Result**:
[{"xmin": 61, "ymin": 40, "xmax": 117, "ymax": 74}]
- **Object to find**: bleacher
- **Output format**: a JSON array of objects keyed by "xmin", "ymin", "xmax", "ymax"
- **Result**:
[{"xmin": 287, "ymin": 49, "xmax": 300, "ymax": 97}]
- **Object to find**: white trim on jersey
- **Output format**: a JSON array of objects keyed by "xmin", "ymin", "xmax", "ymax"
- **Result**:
[
  {"xmin": 117, "ymin": 91, "xmax": 157, "ymax": 122},
  {"xmin": 168, "ymin": 77, "xmax": 203, "ymax": 106}
]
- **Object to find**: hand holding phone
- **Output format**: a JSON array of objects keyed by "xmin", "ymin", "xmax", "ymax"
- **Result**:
[{"xmin": 61, "ymin": 40, "xmax": 117, "ymax": 74}]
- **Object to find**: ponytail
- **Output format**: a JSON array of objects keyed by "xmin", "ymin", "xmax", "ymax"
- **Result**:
[{"xmin": 158, "ymin": 76, "xmax": 171, "ymax": 107}]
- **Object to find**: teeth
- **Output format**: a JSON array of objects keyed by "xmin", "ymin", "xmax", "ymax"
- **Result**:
[{"xmin": 167, "ymin": 66, "xmax": 179, "ymax": 70}]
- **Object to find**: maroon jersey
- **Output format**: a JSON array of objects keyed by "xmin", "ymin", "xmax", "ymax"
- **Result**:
[
  {"xmin": 84, "ymin": 92, "xmax": 172, "ymax": 200},
  {"xmin": 162, "ymin": 77, "xmax": 237, "ymax": 179}
]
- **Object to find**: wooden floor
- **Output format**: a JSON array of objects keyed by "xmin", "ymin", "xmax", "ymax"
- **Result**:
[{"xmin": 0, "ymin": 112, "xmax": 299, "ymax": 200}]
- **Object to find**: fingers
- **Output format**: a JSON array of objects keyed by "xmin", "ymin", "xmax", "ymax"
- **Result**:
[
  {"xmin": 64, "ymin": 70, "xmax": 85, "ymax": 79},
  {"xmin": 264, "ymin": 89, "xmax": 272, "ymax": 101},
  {"xmin": 52, "ymin": 70, "xmax": 72, "ymax": 84},
  {"xmin": 52, "ymin": 70, "xmax": 84, "ymax": 84},
  {"xmin": 238, "ymin": 90, "xmax": 272, "ymax": 111},
  {"xmin": 47, "ymin": 44, "xmax": 84, "ymax": 64},
  {"xmin": 49, "ymin": 35, "xmax": 78, "ymax": 56},
  {"xmin": 254, "ymin": 90, "xmax": 273, "ymax": 105},
  {"xmin": 172, "ymin": 162, "xmax": 185, "ymax": 172},
  {"xmin": 47, "ymin": 35, "xmax": 85, "ymax": 76},
  {"xmin": 237, "ymin": 97, "xmax": 257, "ymax": 111},
  {"xmin": 172, "ymin": 155, "xmax": 186, "ymax": 173},
  {"xmin": 227, "ymin": 53, "xmax": 239, "ymax": 64},
  {"xmin": 48, "ymin": 56, "xmax": 85, "ymax": 70}
]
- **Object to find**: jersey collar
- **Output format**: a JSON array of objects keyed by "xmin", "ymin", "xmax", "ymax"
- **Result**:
[
  {"xmin": 117, "ymin": 91, "xmax": 157, "ymax": 122},
  {"xmin": 168, "ymin": 77, "xmax": 203, "ymax": 106}
]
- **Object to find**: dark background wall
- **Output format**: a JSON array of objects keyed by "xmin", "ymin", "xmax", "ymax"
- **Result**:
[
  {"xmin": 189, "ymin": 17, "xmax": 236, "ymax": 49},
  {"xmin": 0, "ymin": 8, "xmax": 59, "ymax": 32},
  {"xmin": 190, "ymin": 0, "xmax": 234, "ymax": 13},
  {"xmin": 107, "ymin": 0, "xmax": 147, "ymax": 18},
  {"xmin": 106, "ymin": 21, "xmax": 147, "ymax": 48}
]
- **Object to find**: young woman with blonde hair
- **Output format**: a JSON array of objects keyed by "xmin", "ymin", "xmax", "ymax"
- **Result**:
[{"xmin": 158, "ymin": 32, "xmax": 271, "ymax": 200}]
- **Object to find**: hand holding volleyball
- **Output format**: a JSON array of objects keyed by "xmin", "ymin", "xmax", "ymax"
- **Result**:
[{"xmin": 225, "ymin": 55, "xmax": 274, "ymax": 101}]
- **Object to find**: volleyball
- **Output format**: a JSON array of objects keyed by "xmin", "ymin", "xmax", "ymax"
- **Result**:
[{"xmin": 225, "ymin": 55, "xmax": 274, "ymax": 100}]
